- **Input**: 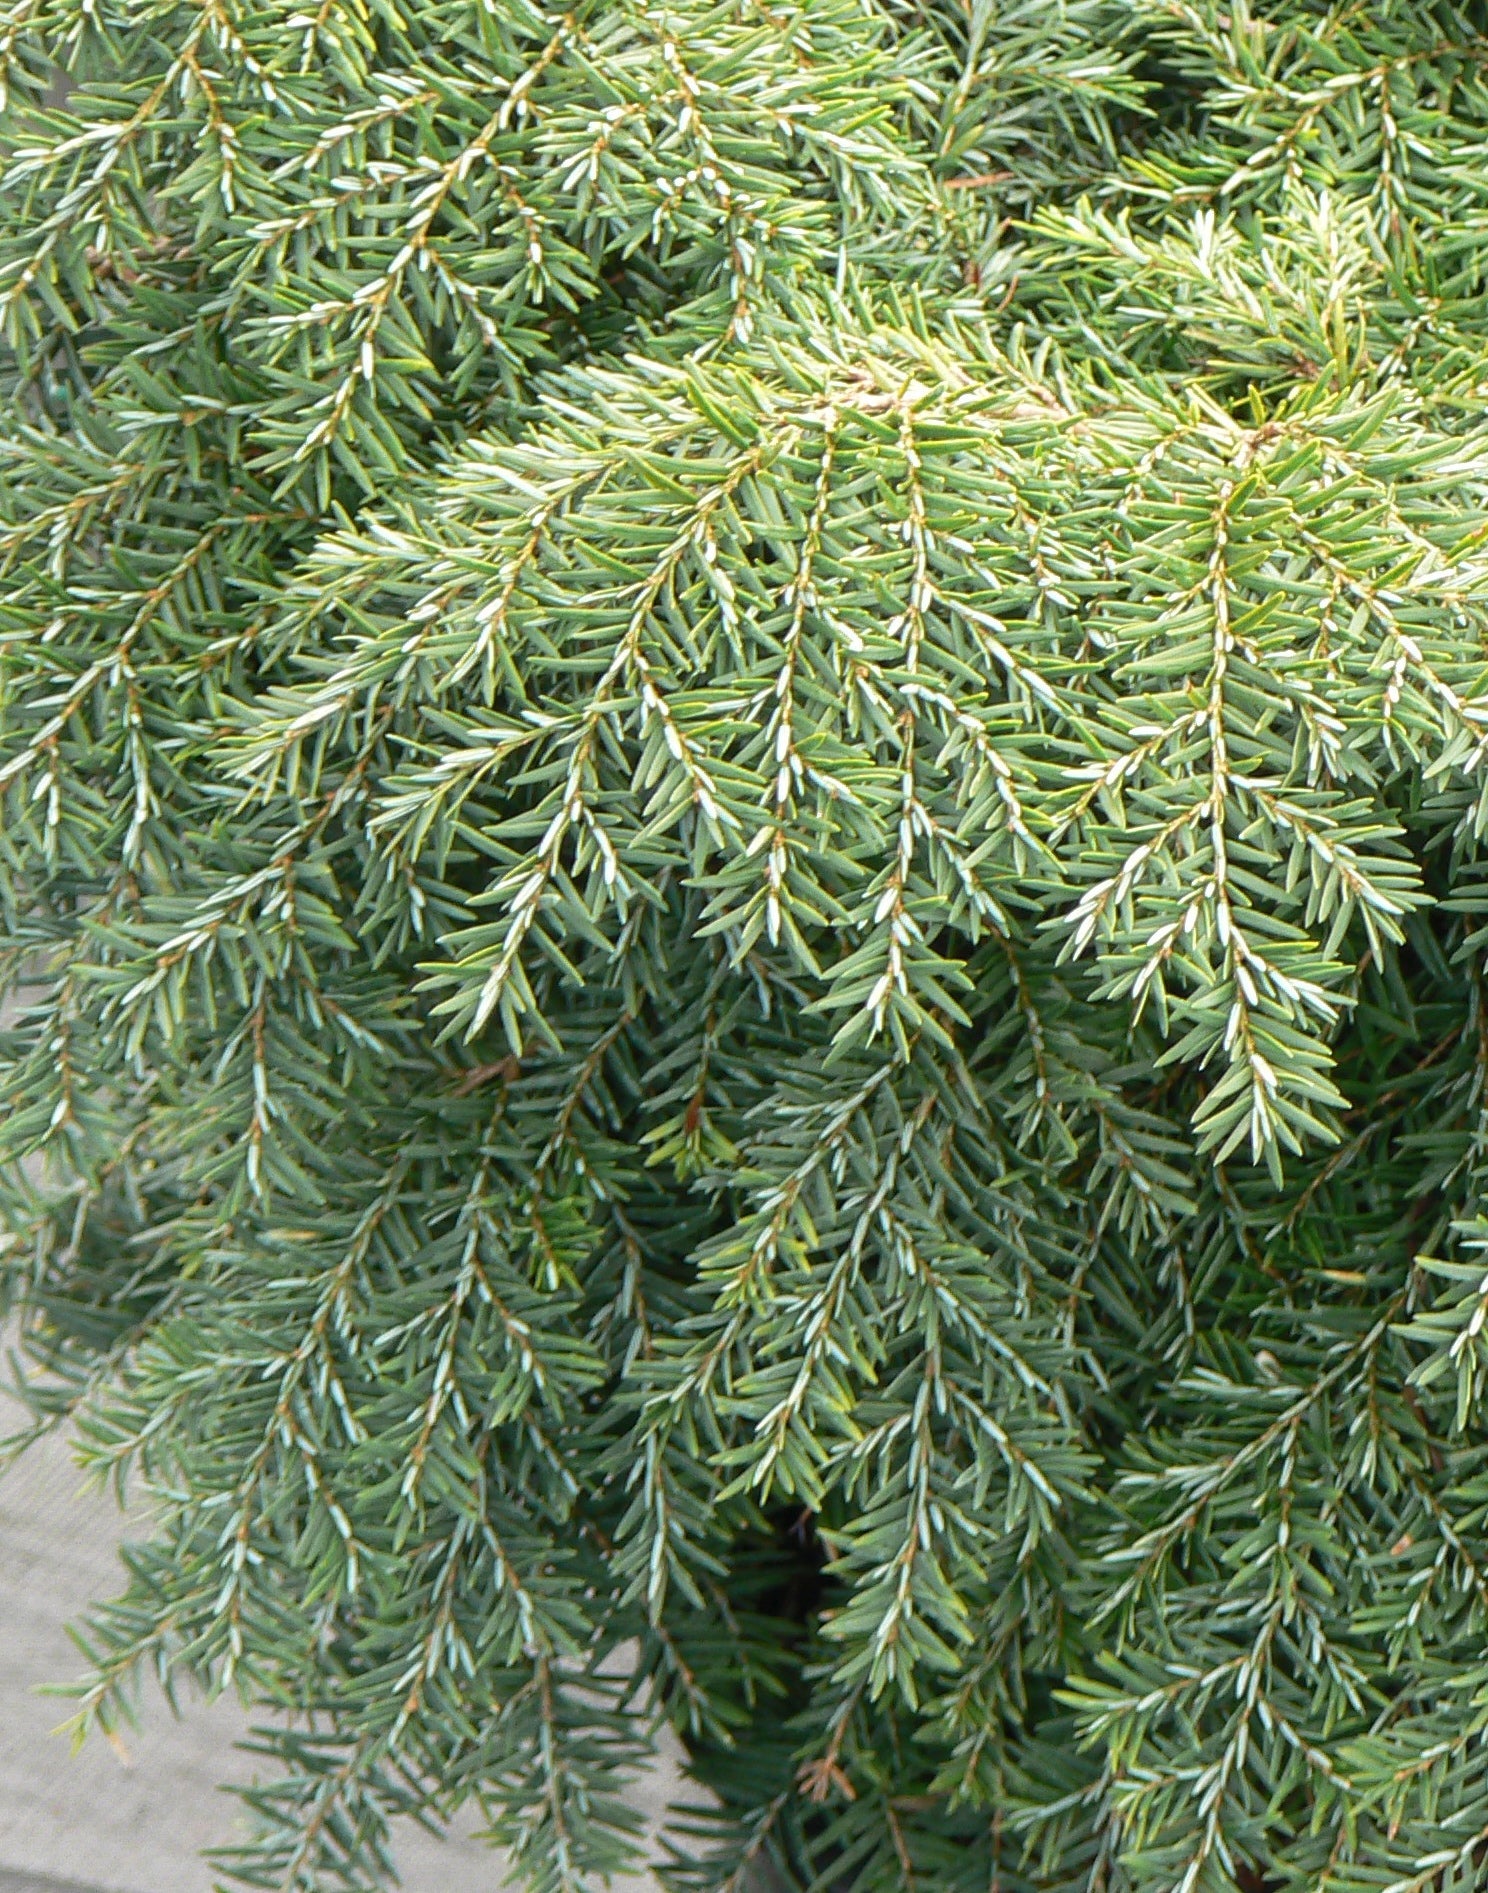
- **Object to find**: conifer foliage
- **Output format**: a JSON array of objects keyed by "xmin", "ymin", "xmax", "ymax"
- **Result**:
[{"xmin": 11, "ymin": 0, "xmax": 1488, "ymax": 1887}]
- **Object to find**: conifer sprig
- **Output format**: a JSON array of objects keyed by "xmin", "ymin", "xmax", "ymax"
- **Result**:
[{"xmin": 8, "ymin": 4, "xmax": 1488, "ymax": 1891}]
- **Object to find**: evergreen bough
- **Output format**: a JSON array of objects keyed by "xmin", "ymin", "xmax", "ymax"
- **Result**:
[{"xmin": 11, "ymin": 1, "xmax": 1488, "ymax": 1887}]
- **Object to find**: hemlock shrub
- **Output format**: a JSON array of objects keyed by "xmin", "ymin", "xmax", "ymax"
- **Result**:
[{"xmin": 10, "ymin": 1, "xmax": 1488, "ymax": 1888}]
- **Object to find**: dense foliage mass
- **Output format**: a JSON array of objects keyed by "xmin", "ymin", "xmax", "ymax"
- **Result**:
[{"xmin": 12, "ymin": 1, "xmax": 1488, "ymax": 1887}]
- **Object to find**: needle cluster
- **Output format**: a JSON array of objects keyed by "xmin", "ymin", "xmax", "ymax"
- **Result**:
[{"xmin": 7, "ymin": 4, "xmax": 1488, "ymax": 1890}]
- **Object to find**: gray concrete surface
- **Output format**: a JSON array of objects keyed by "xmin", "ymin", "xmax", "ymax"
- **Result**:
[
  {"xmin": 0, "ymin": 1394, "xmax": 688, "ymax": 1892},
  {"xmin": 0, "ymin": 1873, "xmax": 106, "ymax": 1893}
]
